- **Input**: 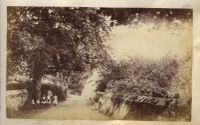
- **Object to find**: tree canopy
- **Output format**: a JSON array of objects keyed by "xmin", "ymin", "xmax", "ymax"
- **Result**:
[
  {"xmin": 7, "ymin": 7, "xmax": 112, "ymax": 100},
  {"xmin": 8, "ymin": 7, "xmax": 111, "ymax": 76}
]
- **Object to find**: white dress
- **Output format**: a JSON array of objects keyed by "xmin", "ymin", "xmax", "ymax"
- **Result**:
[
  {"xmin": 41, "ymin": 97, "xmax": 46, "ymax": 104},
  {"xmin": 53, "ymin": 96, "xmax": 58, "ymax": 105},
  {"xmin": 47, "ymin": 95, "xmax": 51, "ymax": 104}
]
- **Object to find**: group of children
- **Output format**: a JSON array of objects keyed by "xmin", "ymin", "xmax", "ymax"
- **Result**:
[{"xmin": 31, "ymin": 90, "xmax": 58, "ymax": 106}]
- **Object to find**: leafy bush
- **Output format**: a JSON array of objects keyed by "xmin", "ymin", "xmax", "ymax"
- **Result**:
[
  {"xmin": 7, "ymin": 80, "xmax": 68, "ymax": 101},
  {"xmin": 98, "ymin": 56, "xmax": 179, "ymax": 97},
  {"xmin": 97, "ymin": 53, "xmax": 192, "ymax": 119},
  {"xmin": 7, "ymin": 80, "xmax": 31, "ymax": 90}
]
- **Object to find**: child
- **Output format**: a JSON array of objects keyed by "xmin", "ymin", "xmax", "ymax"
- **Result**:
[
  {"xmin": 52, "ymin": 95, "xmax": 58, "ymax": 106},
  {"xmin": 31, "ymin": 99, "xmax": 35, "ymax": 105},
  {"xmin": 46, "ymin": 95, "xmax": 52, "ymax": 105},
  {"xmin": 47, "ymin": 90, "xmax": 52, "ymax": 105},
  {"xmin": 36, "ymin": 99, "xmax": 41, "ymax": 108},
  {"xmin": 41, "ymin": 95, "xmax": 47, "ymax": 106}
]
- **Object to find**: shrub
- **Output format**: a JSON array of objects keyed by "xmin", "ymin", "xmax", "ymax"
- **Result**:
[
  {"xmin": 7, "ymin": 80, "xmax": 31, "ymax": 90},
  {"xmin": 97, "ymin": 54, "xmax": 192, "ymax": 120}
]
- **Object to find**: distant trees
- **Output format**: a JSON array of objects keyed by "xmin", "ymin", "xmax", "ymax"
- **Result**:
[
  {"xmin": 99, "ymin": 8, "xmax": 192, "ymax": 25},
  {"xmin": 7, "ymin": 7, "xmax": 111, "ymax": 102}
]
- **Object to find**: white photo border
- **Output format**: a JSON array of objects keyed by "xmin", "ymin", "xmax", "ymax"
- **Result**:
[{"xmin": 1, "ymin": 0, "xmax": 200, "ymax": 125}]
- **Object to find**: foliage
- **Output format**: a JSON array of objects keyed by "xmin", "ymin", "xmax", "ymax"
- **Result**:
[
  {"xmin": 99, "ymin": 8, "xmax": 192, "ymax": 25},
  {"xmin": 97, "ymin": 56, "xmax": 179, "ymax": 96},
  {"xmin": 6, "ymin": 81, "xmax": 31, "ymax": 90},
  {"xmin": 96, "ymin": 53, "xmax": 192, "ymax": 120},
  {"xmin": 7, "ymin": 7, "xmax": 111, "ymax": 100},
  {"xmin": 97, "ymin": 53, "xmax": 192, "ymax": 104},
  {"xmin": 8, "ymin": 7, "xmax": 110, "ymax": 77},
  {"xmin": 170, "ymin": 51, "xmax": 192, "ymax": 99},
  {"xmin": 40, "ymin": 84, "xmax": 67, "ymax": 101}
]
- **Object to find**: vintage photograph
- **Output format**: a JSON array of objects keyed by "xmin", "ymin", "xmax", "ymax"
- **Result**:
[{"xmin": 6, "ymin": 7, "xmax": 192, "ymax": 121}]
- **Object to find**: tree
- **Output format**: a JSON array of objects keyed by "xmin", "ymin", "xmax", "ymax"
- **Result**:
[
  {"xmin": 98, "ymin": 8, "xmax": 192, "ymax": 25},
  {"xmin": 7, "ymin": 7, "xmax": 111, "ymax": 102}
]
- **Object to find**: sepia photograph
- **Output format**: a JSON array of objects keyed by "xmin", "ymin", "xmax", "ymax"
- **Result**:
[{"xmin": 6, "ymin": 7, "xmax": 192, "ymax": 121}]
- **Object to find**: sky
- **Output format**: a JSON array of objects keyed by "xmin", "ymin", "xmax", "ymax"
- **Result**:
[{"xmin": 107, "ymin": 21, "xmax": 192, "ymax": 61}]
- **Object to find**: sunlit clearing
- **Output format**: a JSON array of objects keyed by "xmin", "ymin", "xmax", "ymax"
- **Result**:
[{"xmin": 108, "ymin": 22, "xmax": 192, "ymax": 61}]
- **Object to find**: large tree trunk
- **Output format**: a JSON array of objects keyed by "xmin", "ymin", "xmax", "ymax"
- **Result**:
[
  {"xmin": 31, "ymin": 59, "xmax": 44, "ymax": 103},
  {"xmin": 32, "ymin": 75, "xmax": 42, "ymax": 102}
]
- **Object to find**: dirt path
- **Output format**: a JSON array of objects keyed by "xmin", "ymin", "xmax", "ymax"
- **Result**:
[
  {"xmin": 19, "ymin": 94, "xmax": 110, "ymax": 120},
  {"xmin": 18, "ymin": 70, "xmax": 111, "ymax": 120}
]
